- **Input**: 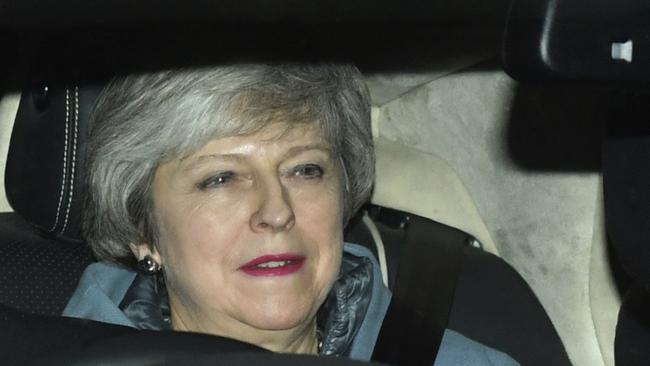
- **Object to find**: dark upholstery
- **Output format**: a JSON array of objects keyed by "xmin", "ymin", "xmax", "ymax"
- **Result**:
[
  {"xmin": 614, "ymin": 286, "xmax": 650, "ymax": 366},
  {"xmin": 604, "ymin": 132, "xmax": 650, "ymax": 289},
  {"xmin": 450, "ymin": 246, "xmax": 569, "ymax": 366},
  {"xmin": 0, "ymin": 213, "xmax": 93, "ymax": 315},
  {"xmin": 0, "ymin": 81, "xmax": 101, "ymax": 315},
  {"xmin": 603, "ymin": 102, "xmax": 650, "ymax": 366},
  {"xmin": 6, "ymin": 82, "xmax": 104, "ymax": 241}
]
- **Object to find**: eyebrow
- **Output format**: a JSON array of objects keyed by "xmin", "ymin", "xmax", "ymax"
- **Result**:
[
  {"xmin": 181, "ymin": 143, "xmax": 333, "ymax": 173},
  {"xmin": 280, "ymin": 144, "xmax": 333, "ymax": 161}
]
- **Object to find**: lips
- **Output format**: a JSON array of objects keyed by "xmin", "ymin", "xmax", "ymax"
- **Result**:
[{"xmin": 239, "ymin": 253, "xmax": 306, "ymax": 277}]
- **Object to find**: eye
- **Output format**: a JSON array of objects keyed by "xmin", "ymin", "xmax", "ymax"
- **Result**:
[
  {"xmin": 197, "ymin": 171, "xmax": 235, "ymax": 189},
  {"xmin": 293, "ymin": 163, "xmax": 324, "ymax": 179}
]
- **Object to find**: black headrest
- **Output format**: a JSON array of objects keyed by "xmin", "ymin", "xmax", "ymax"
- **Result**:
[{"xmin": 5, "ymin": 82, "xmax": 104, "ymax": 241}]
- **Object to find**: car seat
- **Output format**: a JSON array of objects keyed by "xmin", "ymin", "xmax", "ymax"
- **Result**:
[
  {"xmin": 0, "ymin": 73, "xmax": 571, "ymax": 365},
  {"xmin": 603, "ymin": 97, "xmax": 650, "ymax": 366}
]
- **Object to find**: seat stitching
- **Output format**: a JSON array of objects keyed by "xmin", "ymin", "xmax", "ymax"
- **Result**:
[
  {"xmin": 50, "ymin": 87, "xmax": 70, "ymax": 232},
  {"xmin": 62, "ymin": 86, "xmax": 79, "ymax": 234}
]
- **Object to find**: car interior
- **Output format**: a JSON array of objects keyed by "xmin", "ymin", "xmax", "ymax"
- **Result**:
[{"xmin": 0, "ymin": 0, "xmax": 648, "ymax": 365}]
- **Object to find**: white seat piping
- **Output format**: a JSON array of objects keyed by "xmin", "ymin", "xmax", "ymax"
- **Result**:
[{"xmin": 362, "ymin": 211, "xmax": 389, "ymax": 287}]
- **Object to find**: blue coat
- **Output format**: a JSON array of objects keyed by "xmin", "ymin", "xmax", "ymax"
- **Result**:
[{"xmin": 63, "ymin": 243, "xmax": 519, "ymax": 365}]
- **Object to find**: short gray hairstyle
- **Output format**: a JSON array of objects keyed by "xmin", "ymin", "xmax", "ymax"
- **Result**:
[{"xmin": 84, "ymin": 63, "xmax": 374, "ymax": 264}]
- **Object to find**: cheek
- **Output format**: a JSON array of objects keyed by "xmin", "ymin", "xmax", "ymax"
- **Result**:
[
  {"xmin": 153, "ymin": 201, "xmax": 253, "ymax": 313},
  {"xmin": 292, "ymin": 183, "xmax": 344, "ymax": 281},
  {"xmin": 293, "ymin": 178, "xmax": 342, "ymax": 232},
  {"xmin": 154, "ymin": 197, "xmax": 250, "ymax": 271}
]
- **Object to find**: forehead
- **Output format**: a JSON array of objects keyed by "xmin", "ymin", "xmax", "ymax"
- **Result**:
[
  {"xmin": 234, "ymin": 121, "xmax": 323, "ymax": 144},
  {"xmin": 183, "ymin": 122, "xmax": 330, "ymax": 162}
]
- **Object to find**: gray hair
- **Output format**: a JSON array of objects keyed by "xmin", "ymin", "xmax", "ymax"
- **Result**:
[{"xmin": 84, "ymin": 63, "xmax": 374, "ymax": 263}]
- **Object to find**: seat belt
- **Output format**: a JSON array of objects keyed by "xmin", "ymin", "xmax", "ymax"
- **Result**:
[{"xmin": 371, "ymin": 216, "xmax": 466, "ymax": 366}]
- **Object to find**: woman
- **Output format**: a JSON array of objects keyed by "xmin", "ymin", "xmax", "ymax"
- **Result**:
[{"xmin": 64, "ymin": 63, "xmax": 518, "ymax": 365}]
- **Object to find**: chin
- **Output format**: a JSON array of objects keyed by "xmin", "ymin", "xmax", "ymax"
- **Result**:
[{"xmin": 244, "ymin": 300, "xmax": 314, "ymax": 331}]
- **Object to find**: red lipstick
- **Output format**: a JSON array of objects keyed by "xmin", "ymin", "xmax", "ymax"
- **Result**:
[{"xmin": 239, "ymin": 254, "xmax": 306, "ymax": 277}]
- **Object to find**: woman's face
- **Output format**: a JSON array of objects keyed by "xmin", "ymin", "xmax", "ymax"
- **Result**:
[{"xmin": 143, "ymin": 122, "xmax": 344, "ymax": 343}]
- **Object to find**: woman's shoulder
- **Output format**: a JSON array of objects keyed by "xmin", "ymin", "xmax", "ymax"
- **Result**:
[
  {"xmin": 62, "ymin": 261, "xmax": 137, "ymax": 327},
  {"xmin": 436, "ymin": 329, "xmax": 519, "ymax": 366}
]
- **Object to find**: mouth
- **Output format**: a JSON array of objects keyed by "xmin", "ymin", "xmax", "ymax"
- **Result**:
[{"xmin": 239, "ymin": 253, "xmax": 306, "ymax": 277}]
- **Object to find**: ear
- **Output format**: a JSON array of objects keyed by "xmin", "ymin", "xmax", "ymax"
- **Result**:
[{"xmin": 129, "ymin": 242, "xmax": 163, "ymax": 266}]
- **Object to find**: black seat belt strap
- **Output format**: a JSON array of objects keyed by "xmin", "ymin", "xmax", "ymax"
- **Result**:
[{"xmin": 371, "ymin": 219, "xmax": 466, "ymax": 365}]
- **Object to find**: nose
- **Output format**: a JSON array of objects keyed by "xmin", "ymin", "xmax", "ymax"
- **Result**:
[{"xmin": 250, "ymin": 176, "xmax": 295, "ymax": 233}]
